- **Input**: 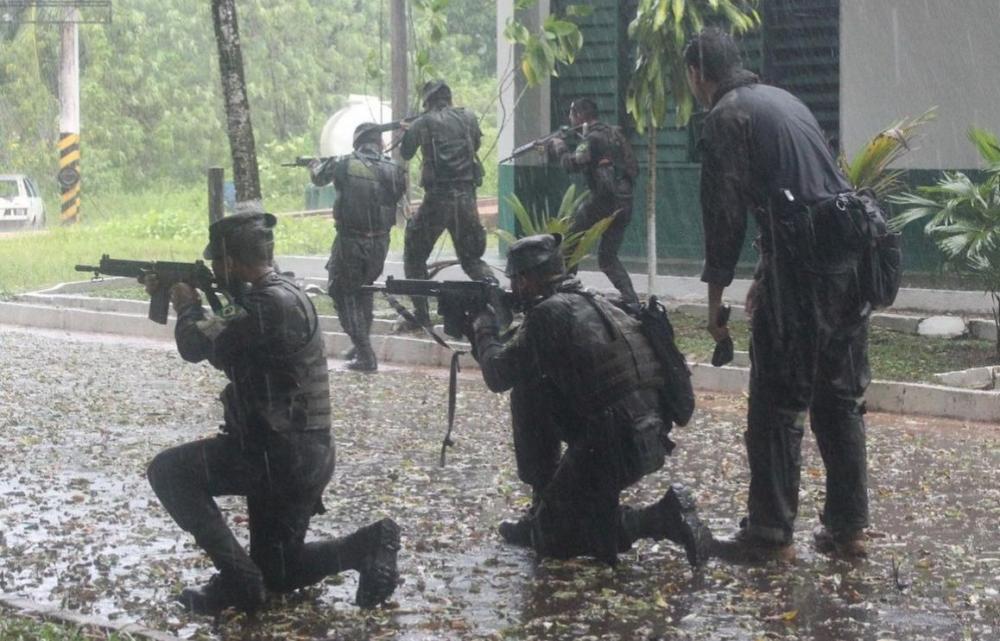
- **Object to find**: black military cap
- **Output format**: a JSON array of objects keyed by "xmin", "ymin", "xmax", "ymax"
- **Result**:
[
  {"xmin": 353, "ymin": 122, "xmax": 382, "ymax": 147},
  {"xmin": 505, "ymin": 233, "xmax": 564, "ymax": 277},
  {"xmin": 203, "ymin": 212, "xmax": 278, "ymax": 260},
  {"xmin": 421, "ymin": 79, "xmax": 451, "ymax": 104}
]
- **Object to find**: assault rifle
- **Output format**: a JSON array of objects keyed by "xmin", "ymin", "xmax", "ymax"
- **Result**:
[
  {"xmin": 282, "ymin": 116, "xmax": 420, "ymax": 167},
  {"xmin": 75, "ymin": 255, "xmax": 226, "ymax": 325},
  {"xmin": 281, "ymin": 154, "xmax": 349, "ymax": 168},
  {"xmin": 498, "ymin": 124, "xmax": 582, "ymax": 164},
  {"xmin": 362, "ymin": 276, "xmax": 513, "ymax": 339}
]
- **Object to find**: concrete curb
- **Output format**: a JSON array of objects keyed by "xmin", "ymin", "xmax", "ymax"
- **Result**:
[
  {"xmin": 0, "ymin": 595, "xmax": 179, "ymax": 641},
  {"xmin": 2, "ymin": 297, "xmax": 995, "ymax": 424}
]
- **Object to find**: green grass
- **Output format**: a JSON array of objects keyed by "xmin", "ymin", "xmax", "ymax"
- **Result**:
[
  {"xmin": 0, "ymin": 185, "xmax": 504, "ymax": 297},
  {"xmin": 0, "ymin": 612, "xmax": 129, "ymax": 640}
]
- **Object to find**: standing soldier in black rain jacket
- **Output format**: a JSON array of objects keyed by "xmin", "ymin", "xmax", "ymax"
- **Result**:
[
  {"xmin": 466, "ymin": 233, "xmax": 712, "ymax": 567},
  {"xmin": 310, "ymin": 123, "xmax": 406, "ymax": 371},
  {"xmin": 145, "ymin": 213, "xmax": 401, "ymax": 614},
  {"xmin": 397, "ymin": 79, "xmax": 496, "ymax": 331},
  {"xmin": 548, "ymin": 98, "xmax": 640, "ymax": 305},
  {"xmin": 687, "ymin": 28, "xmax": 872, "ymax": 561}
]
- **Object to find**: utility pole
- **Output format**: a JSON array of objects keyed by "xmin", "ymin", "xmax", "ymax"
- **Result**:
[
  {"xmin": 57, "ymin": 6, "xmax": 81, "ymax": 223},
  {"xmin": 390, "ymin": 0, "xmax": 407, "ymax": 164},
  {"xmin": 7, "ymin": 1, "xmax": 112, "ymax": 224},
  {"xmin": 211, "ymin": 0, "xmax": 262, "ymax": 214}
]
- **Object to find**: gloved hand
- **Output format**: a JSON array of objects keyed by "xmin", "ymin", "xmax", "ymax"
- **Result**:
[{"xmin": 472, "ymin": 309, "xmax": 499, "ymax": 336}]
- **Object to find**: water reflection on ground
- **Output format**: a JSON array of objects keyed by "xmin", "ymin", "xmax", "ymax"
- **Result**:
[{"xmin": 0, "ymin": 328, "xmax": 997, "ymax": 640}]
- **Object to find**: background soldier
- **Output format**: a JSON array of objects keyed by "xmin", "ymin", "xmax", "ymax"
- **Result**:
[
  {"xmin": 547, "ymin": 98, "xmax": 640, "ymax": 305},
  {"xmin": 145, "ymin": 213, "xmax": 400, "ymax": 614},
  {"xmin": 310, "ymin": 123, "xmax": 406, "ymax": 372},
  {"xmin": 467, "ymin": 233, "xmax": 711, "ymax": 567},
  {"xmin": 397, "ymin": 79, "xmax": 495, "ymax": 331},
  {"xmin": 687, "ymin": 28, "xmax": 871, "ymax": 561}
]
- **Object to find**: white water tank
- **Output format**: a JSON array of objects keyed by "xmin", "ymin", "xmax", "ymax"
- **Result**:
[{"xmin": 319, "ymin": 94, "xmax": 393, "ymax": 157}]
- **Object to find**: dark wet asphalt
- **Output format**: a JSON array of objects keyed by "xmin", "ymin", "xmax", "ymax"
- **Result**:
[{"xmin": 0, "ymin": 327, "xmax": 997, "ymax": 640}]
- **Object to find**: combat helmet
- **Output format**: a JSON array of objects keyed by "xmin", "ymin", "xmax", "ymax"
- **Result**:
[{"xmin": 505, "ymin": 233, "xmax": 565, "ymax": 278}]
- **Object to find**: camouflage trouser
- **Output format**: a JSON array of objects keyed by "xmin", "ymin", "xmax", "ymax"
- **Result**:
[
  {"xmin": 327, "ymin": 231, "xmax": 391, "ymax": 358},
  {"xmin": 744, "ymin": 245, "xmax": 871, "ymax": 545},
  {"xmin": 403, "ymin": 185, "xmax": 492, "ymax": 324},
  {"xmin": 511, "ymin": 385, "xmax": 669, "ymax": 563},
  {"xmin": 146, "ymin": 431, "xmax": 374, "ymax": 592},
  {"xmin": 568, "ymin": 194, "xmax": 638, "ymax": 305}
]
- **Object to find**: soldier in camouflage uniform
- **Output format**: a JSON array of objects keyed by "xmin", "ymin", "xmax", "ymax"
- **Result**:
[
  {"xmin": 310, "ymin": 123, "xmax": 406, "ymax": 371},
  {"xmin": 467, "ymin": 233, "xmax": 712, "ymax": 567},
  {"xmin": 397, "ymin": 80, "xmax": 495, "ymax": 331},
  {"xmin": 687, "ymin": 28, "xmax": 871, "ymax": 561},
  {"xmin": 547, "ymin": 98, "xmax": 640, "ymax": 305},
  {"xmin": 145, "ymin": 213, "xmax": 401, "ymax": 614}
]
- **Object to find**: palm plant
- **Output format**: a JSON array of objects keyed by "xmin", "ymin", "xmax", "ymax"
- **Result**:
[
  {"xmin": 496, "ymin": 184, "xmax": 615, "ymax": 269},
  {"xmin": 890, "ymin": 127, "xmax": 1000, "ymax": 359},
  {"xmin": 838, "ymin": 108, "xmax": 937, "ymax": 199}
]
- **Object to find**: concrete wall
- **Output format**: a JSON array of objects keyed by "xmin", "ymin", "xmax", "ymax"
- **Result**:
[{"xmin": 841, "ymin": 0, "xmax": 1000, "ymax": 170}]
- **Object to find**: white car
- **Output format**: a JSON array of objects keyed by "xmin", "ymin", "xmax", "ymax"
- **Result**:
[{"xmin": 0, "ymin": 174, "xmax": 46, "ymax": 228}]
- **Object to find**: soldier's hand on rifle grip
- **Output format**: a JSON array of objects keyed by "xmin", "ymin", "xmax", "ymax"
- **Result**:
[
  {"xmin": 141, "ymin": 272, "xmax": 160, "ymax": 296},
  {"xmin": 169, "ymin": 282, "xmax": 200, "ymax": 313}
]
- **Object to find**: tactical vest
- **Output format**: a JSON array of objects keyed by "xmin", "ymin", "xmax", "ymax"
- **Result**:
[
  {"xmin": 228, "ymin": 274, "xmax": 332, "ymax": 437},
  {"xmin": 421, "ymin": 107, "xmax": 480, "ymax": 187},
  {"xmin": 334, "ymin": 150, "xmax": 403, "ymax": 234},
  {"xmin": 535, "ymin": 291, "xmax": 665, "ymax": 416},
  {"xmin": 582, "ymin": 122, "xmax": 636, "ymax": 199}
]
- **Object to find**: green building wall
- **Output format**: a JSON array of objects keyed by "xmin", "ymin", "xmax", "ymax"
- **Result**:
[{"xmin": 499, "ymin": 0, "xmax": 952, "ymax": 277}]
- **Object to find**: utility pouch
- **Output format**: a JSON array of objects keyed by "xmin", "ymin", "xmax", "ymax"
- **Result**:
[{"xmin": 634, "ymin": 296, "xmax": 695, "ymax": 426}]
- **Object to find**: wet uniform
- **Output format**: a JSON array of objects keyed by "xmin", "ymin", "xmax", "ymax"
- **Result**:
[
  {"xmin": 401, "ymin": 105, "xmax": 493, "ymax": 324},
  {"xmin": 311, "ymin": 144, "xmax": 406, "ymax": 360},
  {"xmin": 473, "ymin": 277, "xmax": 676, "ymax": 563},
  {"xmin": 147, "ymin": 272, "xmax": 347, "ymax": 593},
  {"xmin": 698, "ymin": 69, "xmax": 870, "ymax": 544},
  {"xmin": 551, "ymin": 121, "xmax": 639, "ymax": 304}
]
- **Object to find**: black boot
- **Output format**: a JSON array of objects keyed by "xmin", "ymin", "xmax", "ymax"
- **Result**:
[
  {"xmin": 636, "ymin": 484, "xmax": 713, "ymax": 567},
  {"xmin": 177, "ymin": 572, "xmax": 266, "ymax": 615},
  {"xmin": 498, "ymin": 517, "xmax": 534, "ymax": 547},
  {"xmin": 355, "ymin": 518, "xmax": 401, "ymax": 608},
  {"xmin": 346, "ymin": 346, "xmax": 377, "ymax": 372}
]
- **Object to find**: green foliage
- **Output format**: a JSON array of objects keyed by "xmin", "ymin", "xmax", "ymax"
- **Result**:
[
  {"xmin": 890, "ymin": 127, "xmax": 1000, "ymax": 357},
  {"xmin": 496, "ymin": 184, "xmax": 613, "ymax": 269},
  {"xmin": 0, "ymin": 0, "xmax": 501, "ymax": 208},
  {"xmin": 626, "ymin": 0, "xmax": 760, "ymax": 131},
  {"xmin": 0, "ymin": 612, "xmax": 131, "ymax": 641},
  {"xmin": 838, "ymin": 108, "xmax": 937, "ymax": 199},
  {"xmin": 502, "ymin": 3, "xmax": 591, "ymax": 87}
]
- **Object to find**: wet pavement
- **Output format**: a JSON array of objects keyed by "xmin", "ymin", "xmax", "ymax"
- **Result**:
[{"xmin": 0, "ymin": 326, "xmax": 997, "ymax": 641}]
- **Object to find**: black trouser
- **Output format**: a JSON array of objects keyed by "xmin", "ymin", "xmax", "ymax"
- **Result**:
[
  {"xmin": 403, "ymin": 184, "xmax": 491, "ymax": 324},
  {"xmin": 511, "ymin": 387, "xmax": 668, "ymax": 562},
  {"xmin": 328, "ymin": 231, "xmax": 391, "ymax": 358},
  {"xmin": 147, "ymin": 432, "xmax": 372, "ymax": 592},
  {"xmin": 568, "ymin": 194, "xmax": 637, "ymax": 305},
  {"xmin": 744, "ymin": 245, "xmax": 871, "ymax": 545}
]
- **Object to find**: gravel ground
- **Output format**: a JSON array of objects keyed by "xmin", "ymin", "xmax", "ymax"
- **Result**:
[{"xmin": 0, "ymin": 326, "xmax": 998, "ymax": 641}]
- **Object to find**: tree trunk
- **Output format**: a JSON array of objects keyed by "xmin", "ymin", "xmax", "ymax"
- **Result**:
[
  {"xmin": 646, "ymin": 125, "xmax": 658, "ymax": 296},
  {"xmin": 211, "ymin": 0, "xmax": 262, "ymax": 213}
]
